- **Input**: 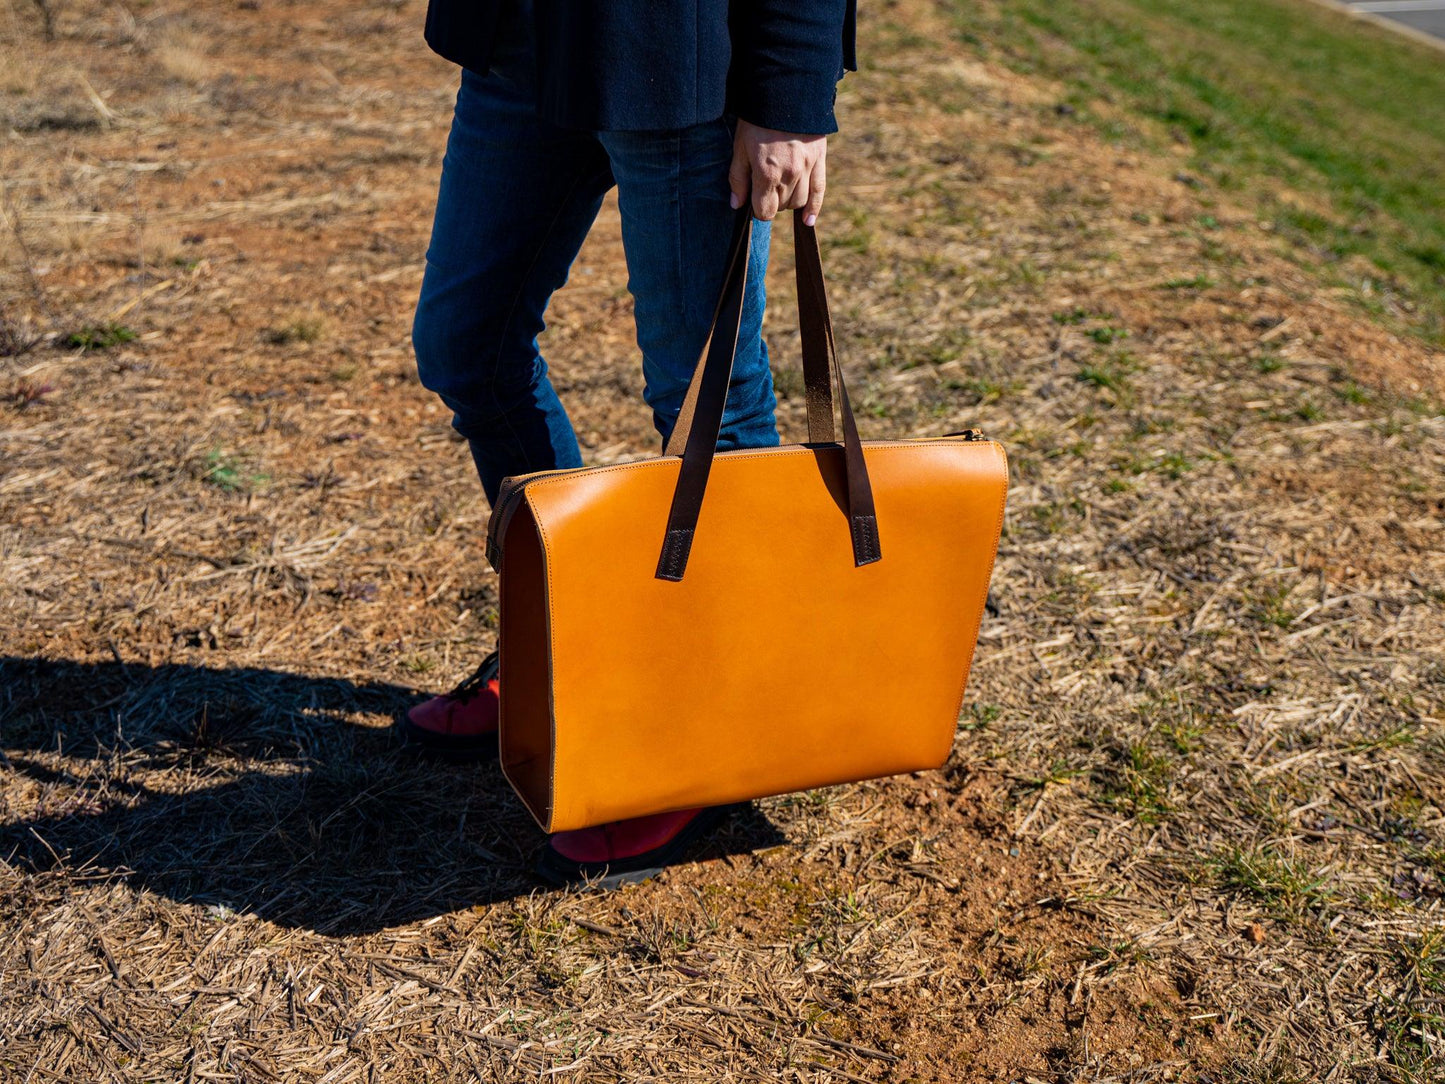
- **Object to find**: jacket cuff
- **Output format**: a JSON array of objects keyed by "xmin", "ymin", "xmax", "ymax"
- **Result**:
[{"xmin": 728, "ymin": 67, "xmax": 840, "ymax": 135}]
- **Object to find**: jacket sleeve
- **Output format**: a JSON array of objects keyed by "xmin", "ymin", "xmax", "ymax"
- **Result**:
[{"xmin": 727, "ymin": 0, "xmax": 856, "ymax": 135}]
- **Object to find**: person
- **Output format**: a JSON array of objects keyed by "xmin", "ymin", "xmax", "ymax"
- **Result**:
[{"xmin": 402, "ymin": 0, "xmax": 856, "ymax": 885}]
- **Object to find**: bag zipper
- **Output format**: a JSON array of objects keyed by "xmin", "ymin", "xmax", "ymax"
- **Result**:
[
  {"xmin": 485, "ymin": 466, "xmax": 578, "ymax": 572},
  {"xmin": 484, "ymin": 431, "xmax": 993, "ymax": 572}
]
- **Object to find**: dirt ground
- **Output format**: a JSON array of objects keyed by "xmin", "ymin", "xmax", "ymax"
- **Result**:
[{"xmin": 2, "ymin": 0, "xmax": 1443, "ymax": 1080}]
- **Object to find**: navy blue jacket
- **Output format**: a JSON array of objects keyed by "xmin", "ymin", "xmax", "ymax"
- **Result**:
[{"xmin": 423, "ymin": 0, "xmax": 857, "ymax": 134}]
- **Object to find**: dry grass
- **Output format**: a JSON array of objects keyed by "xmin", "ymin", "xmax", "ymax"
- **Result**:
[{"xmin": 2, "ymin": 0, "xmax": 1443, "ymax": 1079}]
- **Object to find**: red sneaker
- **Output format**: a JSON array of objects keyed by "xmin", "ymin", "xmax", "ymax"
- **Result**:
[
  {"xmin": 397, "ymin": 650, "xmax": 500, "ymax": 760},
  {"xmin": 536, "ymin": 804, "xmax": 739, "ymax": 888}
]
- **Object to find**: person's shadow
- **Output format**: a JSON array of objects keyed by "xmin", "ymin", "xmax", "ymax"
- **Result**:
[{"xmin": 0, "ymin": 656, "xmax": 784, "ymax": 935}]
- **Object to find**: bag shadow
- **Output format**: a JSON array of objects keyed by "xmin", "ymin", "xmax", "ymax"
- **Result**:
[{"xmin": 0, "ymin": 656, "xmax": 787, "ymax": 935}]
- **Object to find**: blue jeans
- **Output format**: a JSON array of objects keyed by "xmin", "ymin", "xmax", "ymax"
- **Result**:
[{"xmin": 412, "ymin": 51, "xmax": 779, "ymax": 505}]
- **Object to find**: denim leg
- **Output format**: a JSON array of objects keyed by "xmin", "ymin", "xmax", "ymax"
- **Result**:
[
  {"xmin": 598, "ymin": 120, "xmax": 781, "ymax": 452},
  {"xmin": 411, "ymin": 67, "xmax": 614, "ymax": 505}
]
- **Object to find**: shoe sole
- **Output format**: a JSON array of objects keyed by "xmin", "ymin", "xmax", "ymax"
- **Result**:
[
  {"xmin": 394, "ymin": 715, "xmax": 499, "ymax": 763},
  {"xmin": 534, "ymin": 803, "xmax": 743, "ymax": 889}
]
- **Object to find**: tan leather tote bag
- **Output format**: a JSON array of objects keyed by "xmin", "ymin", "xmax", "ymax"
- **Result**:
[{"xmin": 486, "ymin": 209, "xmax": 1008, "ymax": 833}]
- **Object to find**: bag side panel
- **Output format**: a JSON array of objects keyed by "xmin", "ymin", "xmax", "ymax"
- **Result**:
[{"xmin": 497, "ymin": 501, "xmax": 557, "ymax": 830}]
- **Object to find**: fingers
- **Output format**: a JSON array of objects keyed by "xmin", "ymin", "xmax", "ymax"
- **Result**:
[
  {"xmin": 789, "ymin": 175, "xmax": 811, "ymax": 217},
  {"xmin": 758, "ymin": 168, "xmax": 821, "ymax": 225},
  {"xmin": 802, "ymin": 153, "xmax": 826, "ymax": 227},
  {"xmin": 752, "ymin": 172, "xmax": 783, "ymax": 221},
  {"xmin": 753, "ymin": 168, "xmax": 809, "ymax": 222},
  {"xmin": 728, "ymin": 135, "xmax": 751, "ymax": 212},
  {"xmin": 731, "ymin": 122, "xmax": 828, "ymax": 223}
]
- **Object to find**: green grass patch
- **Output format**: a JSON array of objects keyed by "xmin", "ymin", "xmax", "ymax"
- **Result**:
[
  {"xmin": 201, "ymin": 448, "xmax": 269, "ymax": 493},
  {"xmin": 1087, "ymin": 324, "xmax": 1130, "ymax": 345},
  {"xmin": 1077, "ymin": 361, "xmax": 1131, "ymax": 395},
  {"xmin": 1374, "ymin": 930, "xmax": 1445, "ymax": 1075},
  {"xmin": 943, "ymin": 374, "xmax": 1013, "ymax": 404},
  {"xmin": 1333, "ymin": 379, "xmax": 1372, "ymax": 406},
  {"xmin": 66, "ymin": 322, "xmax": 136, "ymax": 350},
  {"xmin": 1095, "ymin": 737, "xmax": 1174, "ymax": 823},
  {"xmin": 1161, "ymin": 274, "xmax": 1215, "ymax": 290},
  {"xmin": 950, "ymin": 0, "xmax": 1445, "ymax": 344},
  {"xmin": 1249, "ymin": 583, "xmax": 1296, "ymax": 629},
  {"xmin": 962, "ymin": 702, "xmax": 1002, "ymax": 731},
  {"xmin": 1210, "ymin": 843, "xmax": 1332, "ymax": 917}
]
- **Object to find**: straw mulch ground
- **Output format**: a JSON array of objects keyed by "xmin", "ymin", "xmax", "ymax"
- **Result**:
[{"xmin": 2, "ymin": 0, "xmax": 1442, "ymax": 1079}]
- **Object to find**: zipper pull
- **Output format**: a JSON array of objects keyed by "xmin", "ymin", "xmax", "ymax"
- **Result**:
[{"xmin": 943, "ymin": 428, "xmax": 987, "ymax": 441}]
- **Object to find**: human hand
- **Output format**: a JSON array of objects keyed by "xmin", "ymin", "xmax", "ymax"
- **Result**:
[{"xmin": 728, "ymin": 119, "xmax": 827, "ymax": 225}]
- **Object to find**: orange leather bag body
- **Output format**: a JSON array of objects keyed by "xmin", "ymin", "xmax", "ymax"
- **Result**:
[{"xmin": 486, "ymin": 210, "xmax": 1008, "ymax": 833}]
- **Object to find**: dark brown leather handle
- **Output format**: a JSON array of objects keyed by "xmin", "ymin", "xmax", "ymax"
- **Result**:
[
  {"xmin": 665, "ymin": 213, "xmax": 834, "ymax": 454},
  {"xmin": 656, "ymin": 208, "xmax": 881, "ymax": 582}
]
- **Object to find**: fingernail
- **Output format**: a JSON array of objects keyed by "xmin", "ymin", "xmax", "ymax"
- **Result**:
[
  {"xmin": 729, "ymin": 193, "xmax": 741, "ymax": 210},
  {"xmin": 804, "ymin": 213, "xmax": 817, "ymax": 227}
]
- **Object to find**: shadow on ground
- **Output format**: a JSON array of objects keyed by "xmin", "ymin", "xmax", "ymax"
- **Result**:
[{"xmin": 0, "ymin": 657, "xmax": 785, "ymax": 934}]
